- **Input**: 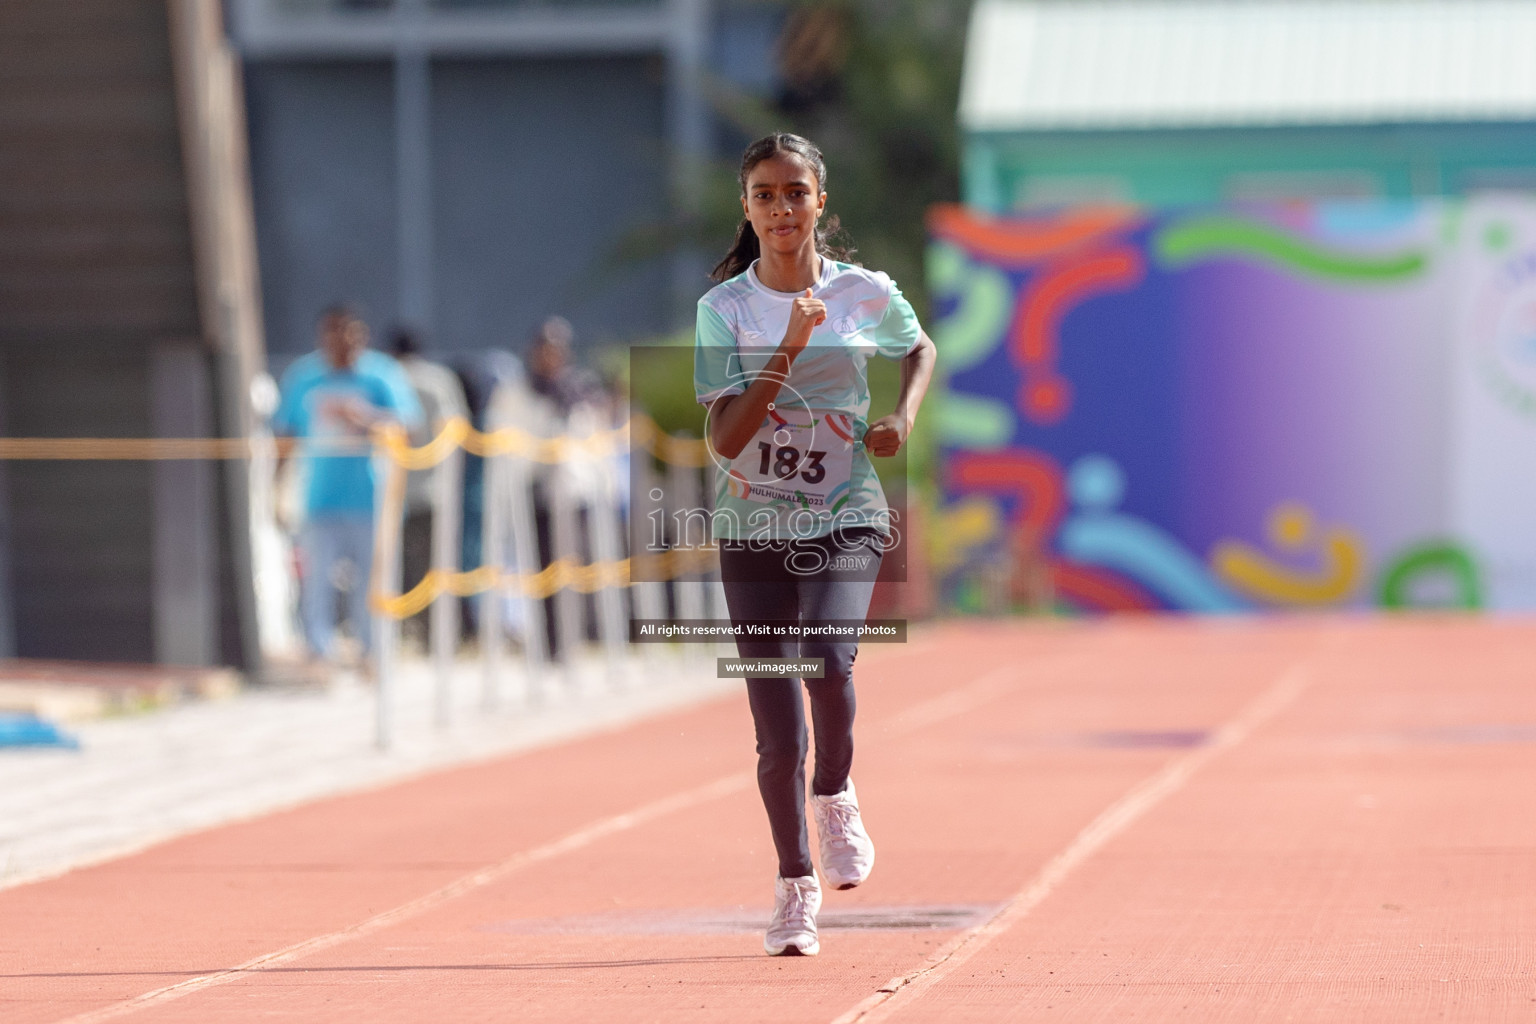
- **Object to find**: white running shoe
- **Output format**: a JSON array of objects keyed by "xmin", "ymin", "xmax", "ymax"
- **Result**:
[
  {"xmin": 813, "ymin": 779, "xmax": 875, "ymax": 890},
  {"xmin": 764, "ymin": 873, "xmax": 822, "ymax": 956}
]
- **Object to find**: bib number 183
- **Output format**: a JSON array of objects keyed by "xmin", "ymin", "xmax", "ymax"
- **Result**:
[{"xmin": 756, "ymin": 441, "xmax": 826, "ymax": 484}]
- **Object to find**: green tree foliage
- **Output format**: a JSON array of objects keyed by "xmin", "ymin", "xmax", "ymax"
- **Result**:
[
  {"xmin": 769, "ymin": 0, "xmax": 969, "ymax": 319},
  {"xmin": 621, "ymin": 0, "xmax": 971, "ymax": 320}
]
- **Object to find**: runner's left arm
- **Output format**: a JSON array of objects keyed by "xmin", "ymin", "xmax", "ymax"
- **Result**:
[{"xmin": 864, "ymin": 331, "xmax": 936, "ymax": 458}]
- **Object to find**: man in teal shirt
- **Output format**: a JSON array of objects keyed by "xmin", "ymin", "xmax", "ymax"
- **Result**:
[{"xmin": 273, "ymin": 306, "xmax": 423, "ymax": 664}]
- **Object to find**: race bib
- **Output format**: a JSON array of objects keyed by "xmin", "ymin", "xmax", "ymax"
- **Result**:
[{"xmin": 727, "ymin": 409, "xmax": 858, "ymax": 512}]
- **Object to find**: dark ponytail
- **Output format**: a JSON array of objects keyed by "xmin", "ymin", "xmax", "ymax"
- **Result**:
[
  {"xmin": 712, "ymin": 217, "xmax": 761, "ymax": 285},
  {"xmin": 709, "ymin": 132, "xmax": 856, "ymax": 283}
]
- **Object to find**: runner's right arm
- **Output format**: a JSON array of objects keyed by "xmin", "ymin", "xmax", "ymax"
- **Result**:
[{"xmin": 708, "ymin": 289, "xmax": 825, "ymax": 459}]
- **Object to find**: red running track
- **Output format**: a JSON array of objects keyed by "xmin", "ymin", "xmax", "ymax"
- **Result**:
[{"xmin": 4, "ymin": 617, "xmax": 1536, "ymax": 1023}]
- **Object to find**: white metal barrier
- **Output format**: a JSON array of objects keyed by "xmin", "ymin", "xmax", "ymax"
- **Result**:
[{"xmin": 368, "ymin": 384, "xmax": 725, "ymax": 750}]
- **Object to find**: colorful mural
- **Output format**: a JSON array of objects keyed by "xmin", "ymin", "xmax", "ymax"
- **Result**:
[{"xmin": 929, "ymin": 199, "xmax": 1536, "ymax": 613}]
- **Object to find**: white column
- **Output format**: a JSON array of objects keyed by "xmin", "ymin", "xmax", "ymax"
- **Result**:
[
  {"xmin": 479, "ymin": 447, "xmax": 505, "ymax": 709},
  {"xmin": 151, "ymin": 342, "xmax": 218, "ymax": 667},
  {"xmin": 373, "ymin": 455, "xmax": 407, "ymax": 751},
  {"xmin": 506, "ymin": 452, "xmax": 549, "ymax": 700},
  {"xmin": 430, "ymin": 445, "xmax": 462, "ymax": 727}
]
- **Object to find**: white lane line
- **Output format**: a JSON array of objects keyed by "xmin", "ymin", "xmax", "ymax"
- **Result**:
[
  {"xmin": 877, "ymin": 654, "xmax": 1081, "ymax": 739},
  {"xmin": 50, "ymin": 773, "xmax": 754, "ymax": 1024},
  {"xmin": 831, "ymin": 664, "xmax": 1314, "ymax": 1024},
  {"xmin": 51, "ymin": 656, "xmax": 1038, "ymax": 1024}
]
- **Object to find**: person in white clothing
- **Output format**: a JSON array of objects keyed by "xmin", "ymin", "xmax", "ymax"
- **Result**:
[
  {"xmin": 388, "ymin": 326, "xmax": 471, "ymax": 648},
  {"xmin": 694, "ymin": 132, "xmax": 937, "ymax": 956}
]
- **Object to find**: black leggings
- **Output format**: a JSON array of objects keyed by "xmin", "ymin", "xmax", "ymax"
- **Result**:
[{"xmin": 718, "ymin": 529, "xmax": 884, "ymax": 879}]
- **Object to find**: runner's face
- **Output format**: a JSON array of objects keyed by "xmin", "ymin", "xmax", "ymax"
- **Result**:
[{"xmin": 742, "ymin": 154, "xmax": 826, "ymax": 259}]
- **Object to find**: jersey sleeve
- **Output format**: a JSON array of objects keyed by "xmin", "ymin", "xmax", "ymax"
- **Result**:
[
  {"xmin": 872, "ymin": 279, "xmax": 923, "ymax": 359},
  {"xmin": 694, "ymin": 301, "xmax": 743, "ymax": 405},
  {"xmin": 271, "ymin": 361, "xmax": 311, "ymax": 437}
]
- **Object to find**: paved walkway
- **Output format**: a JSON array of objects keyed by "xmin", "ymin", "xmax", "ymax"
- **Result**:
[{"xmin": 0, "ymin": 648, "xmax": 735, "ymax": 891}]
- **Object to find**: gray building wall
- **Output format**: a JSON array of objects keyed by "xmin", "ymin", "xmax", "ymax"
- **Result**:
[
  {"xmin": 431, "ymin": 57, "xmax": 669, "ymax": 352},
  {"xmin": 236, "ymin": 0, "xmax": 792, "ymax": 362},
  {"xmin": 246, "ymin": 56, "xmax": 671, "ymax": 358},
  {"xmin": 0, "ymin": 0, "xmax": 244, "ymax": 665},
  {"xmin": 245, "ymin": 61, "xmax": 399, "ymax": 356}
]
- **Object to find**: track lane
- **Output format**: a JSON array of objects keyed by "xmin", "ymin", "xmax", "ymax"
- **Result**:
[
  {"xmin": 857, "ymin": 617, "xmax": 1536, "ymax": 1023},
  {"xmin": 6, "ymin": 626, "xmax": 1040, "ymax": 1023},
  {"xmin": 833, "ymin": 664, "xmax": 1313, "ymax": 1023},
  {"xmin": 12, "ymin": 620, "xmax": 1515, "ymax": 1023}
]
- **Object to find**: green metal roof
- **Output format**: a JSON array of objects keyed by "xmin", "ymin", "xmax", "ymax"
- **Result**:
[{"xmin": 962, "ymin": 0, "xmax": 1536, "ymax": 132}]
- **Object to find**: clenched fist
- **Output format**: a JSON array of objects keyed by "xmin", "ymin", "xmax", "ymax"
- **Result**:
[
  {"xmin": 782, "ymin": 288, "xmax": 827, "ymax": 356},
  {"xmin": 863, "ymin": 414, "xmax": 908, "ymax": 457}
]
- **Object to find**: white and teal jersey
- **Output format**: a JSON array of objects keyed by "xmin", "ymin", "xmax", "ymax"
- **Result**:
[{"xmin": 693, "ymin": 258, "xmax": 923, "ymax": 541}]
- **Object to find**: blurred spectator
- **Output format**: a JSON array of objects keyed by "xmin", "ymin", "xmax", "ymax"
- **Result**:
[
  {"xmin": 527, "ymin": 315, "xmax": 603, "ymax": 416},
  {"xmin": 595, "ymin": 364, "xmax": 633, "ymax": 522},
  {"xmin": 453, "ymin": 348, "xmax": 527, "ymax": 429},
  {"xmin": 273, "ymin": 305, "xmax": 422, "ymax": 666},
  {"xmin": 388, "ymin": 326, "xmax": 470, "ymax": 648},
  {"xmin": 452, "ymin": 348, "xmax": 529, "ymax": 640},
  {"xmin": 525, "ymin": 317, "xmax": 614, "ymax": 657},
  {"xmin": 389, "ymin": 325, "xmax": 470, "ymax": 449}
]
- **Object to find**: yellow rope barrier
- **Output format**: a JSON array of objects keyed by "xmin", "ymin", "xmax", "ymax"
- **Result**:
[
  {"xmin": 0, "ymin": 437, "xmax": 262, "ymax": 460},
  {"xmin": 369, "ymin": 414, "xmax": 713, "ymax": 469},
  {"xmin": 0, "ymin": 414, "xmax": 711, "ymax": 467},
  {"xmin": 0, "ymin": 416, "xmax": 719, "ymax": 620},
  {"xmin": 370, "ymin": 547, "xmax": 721, "ymax": 620},
  {"xmin": 362, "ymin": 418, "xmax": 720, "ymax": 618},
  {"xmin": 627, "ymin": 416, "xmax": 714, "ymax": 469}
]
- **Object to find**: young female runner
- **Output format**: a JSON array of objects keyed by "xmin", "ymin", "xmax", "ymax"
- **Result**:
[{"xmin": 693, "ymin": 132, "xmax": 937, "ymax": 956}]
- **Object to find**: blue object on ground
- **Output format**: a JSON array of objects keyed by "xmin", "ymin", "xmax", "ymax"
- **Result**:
[{"xmin": 0, "ymin": 712, "xmax": 79, "ymax": 749}]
